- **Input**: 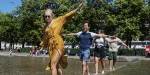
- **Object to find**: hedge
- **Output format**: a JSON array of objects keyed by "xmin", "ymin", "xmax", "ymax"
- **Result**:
[
  {"xmin": 20, "ymin": 47, "xmax": 145, "ymax": 56},
  {"xmin": 65, "ymin": 48, "xmax": 145, "ymax": 56}
]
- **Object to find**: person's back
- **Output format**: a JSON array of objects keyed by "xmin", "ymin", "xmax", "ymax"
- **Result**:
[{"xmin": 106, "ymin": 37, "xmax": 121, "ymax": 52}]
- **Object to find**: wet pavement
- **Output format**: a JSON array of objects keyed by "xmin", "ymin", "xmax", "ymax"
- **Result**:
[
  {"xmin": 0, "ymin": 51, "xmax": 149, "ymax": 75},
  {"xmin": 0, "ymin": 55, "xmax": 129, "ymax": 75}
]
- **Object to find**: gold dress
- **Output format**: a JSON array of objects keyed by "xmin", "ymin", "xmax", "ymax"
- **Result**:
[{"xmin": 40, "ymin": 10, "xmax": 76, "ymax": 69}]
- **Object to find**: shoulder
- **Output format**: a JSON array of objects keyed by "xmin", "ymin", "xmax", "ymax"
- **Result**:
[
  {"xmin": 105, "ymin": 38, "xmax": 109, "ymax": 40},
  {"xmin": 76, "ymin": 31, "xmax": 82, "ymax": 36},
  {"xmin": 53, "ymin": 16, "xmax": 64, "ymax": 22},
  {"xmin": 116, "ymin": 37, "xmax": 121, "ymax": 41},
  {"xmin": 88, "ymin": 32, "xmax": 97, "ymax": 37},
  {"xmin": 105, "ymin": 38, "xmax": 111, "ymax": 41}
]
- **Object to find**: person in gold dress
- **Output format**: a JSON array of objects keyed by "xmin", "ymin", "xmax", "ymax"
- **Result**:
[{"xmin": 40, "ymin": 3, "xmax": 83, "ymax": 75}]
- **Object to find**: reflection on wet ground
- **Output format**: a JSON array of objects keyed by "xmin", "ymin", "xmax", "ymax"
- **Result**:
[{"xmin": 0, "ymin": 56, "xmax": 128, "ymax": 75}]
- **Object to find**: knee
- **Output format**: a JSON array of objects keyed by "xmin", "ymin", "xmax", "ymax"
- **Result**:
[
  {"xmin": 95, "ymin": 58, "xmax": 99, "ymax": 63},
  {"xmin": 51, "ymin": 63, "xmax": 57, "ymax": 70},
  {"xmin": 82, "ymin": 64, "xmax": 87, "ymax": 71},
  {"xmin": 83, "ymin": 67, "xmax": 87, "ymax": 72}
]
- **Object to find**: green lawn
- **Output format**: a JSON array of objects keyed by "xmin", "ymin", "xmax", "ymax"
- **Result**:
[{"xmin": 106, "ymin": 60, "xmax": 150, "ymax": 75}]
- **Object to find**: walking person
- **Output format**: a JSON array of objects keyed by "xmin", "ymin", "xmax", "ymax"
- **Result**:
[
  {"xmin": 93, "ymin": 30, "xmax": 107, "ymax": 75},
  {"xmin": 67, "ymin": 21, "xmax": 107, "ymax": 75},
  {"xmin": 105, "ymin": 33, "xmax": 129, "ymax": 71},
  {"xmin": 40, "ymin": 3, "xmax": 83, "ymax": 75}
]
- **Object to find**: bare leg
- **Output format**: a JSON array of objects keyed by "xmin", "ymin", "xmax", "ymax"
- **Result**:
[
  {"xmin": 87, "ymin": 64, "xmax": 90, "ymax": 75},
  {"xmin": 109, "ymin": 60, "xmax": 113, "ymax": 71},
  {"xmin": 82, "ymin": 61, "xmax": 88, "ymax": 75},
  {"xmin": 100, "ymin": 58, "xmax": 105, "ymax": 74},
  {"xmin": 95, "ymin": 57, "xmax": 99, "ymax": 75},
  {"xmin": 112, "ymin": 60, "xmax": 116, "ymax": 70},
  {"xmin": 50, "ymin": 49, "xmax": 62, "ymax": 75}
]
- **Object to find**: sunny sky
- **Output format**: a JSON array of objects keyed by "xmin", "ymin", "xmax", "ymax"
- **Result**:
[{"xmin": 0, "ymin": 0, "xmax": 21, "ymax": 13}]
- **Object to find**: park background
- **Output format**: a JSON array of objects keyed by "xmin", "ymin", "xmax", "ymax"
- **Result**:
[{"xmin": 0, "ymin": 0, "xmax": 150, "ymax": 75}]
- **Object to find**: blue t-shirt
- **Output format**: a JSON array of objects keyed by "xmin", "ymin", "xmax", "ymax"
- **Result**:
[{"xmin": 76, "ymin": 31, "xmax": 96, "ymax": 49}]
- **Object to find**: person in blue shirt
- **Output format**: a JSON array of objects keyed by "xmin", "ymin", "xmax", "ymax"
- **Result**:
[{"xmin": 67, "ymin": 21, "xmax": 107, "ymax": 75}]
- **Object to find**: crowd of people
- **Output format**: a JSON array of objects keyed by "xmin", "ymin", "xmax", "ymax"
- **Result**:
[
  {"xmin": 67, "ymin": 21, "xmax": 129, "ymax": 75},
  {"xmin": 29, "ymin": 47, "xmax": 48, "ymax": 56},
  {"xmin": 39, "ymin": 1, "xmax": 129, "ymax": 75}
]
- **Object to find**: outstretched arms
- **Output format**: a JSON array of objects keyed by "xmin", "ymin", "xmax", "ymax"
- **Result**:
[
  {"xmin": 63, "ymin": 33, "xmax": 77, "ymax": 36},
  {"xmin": 117, "ymin": 38, "xmax": 129, "ymax": 48},
  {"xmin": 63, "ymin": 3, "xmax": 83, "ymax": 20},
  {"xmin": 120, "ymin": 41, "xmax": 129, "ymax": 48},
  {"xmin": 96, "ymin": 34, "xmax": 109, "ymax": 38}
]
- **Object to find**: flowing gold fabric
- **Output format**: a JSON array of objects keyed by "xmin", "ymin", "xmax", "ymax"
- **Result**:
[{"xmin": 40, "ymin": 10, "xmax": 76, "ymax": 69}]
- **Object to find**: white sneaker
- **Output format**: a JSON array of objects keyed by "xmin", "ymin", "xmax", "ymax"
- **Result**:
[{"xmin": 101, "ymin": 70, "xmax": 105, "ymax": 74}]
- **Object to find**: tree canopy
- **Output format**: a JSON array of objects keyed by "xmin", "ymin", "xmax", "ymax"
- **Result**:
[{"xmin": 0, "ymin": 0, "xmax": 149, "ymax": 48}]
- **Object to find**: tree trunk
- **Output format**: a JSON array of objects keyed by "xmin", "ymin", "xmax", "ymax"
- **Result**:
[
  {"xmin": 22, "ymin": 42, "xmax": 25, "ymax": 48},
  {"xmin": 126, "ymin": 34, "xmax": 132, "ymax": 48},
  {"xmin": 12, "ymin": 43, "xmax": 14, "ymax": 49},
  {"xmin": 4, "ymin": 42, "xmax": 7, "ymax": 50},
  {"xmin": 10, "ymin": 43, "xmax": 12, "ymax": 50}
]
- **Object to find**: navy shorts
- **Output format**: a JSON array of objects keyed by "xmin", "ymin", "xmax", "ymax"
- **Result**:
[
  {"xmin": 108, "ymin": 52, "xmax": 117, "ymax": 60},
  {"xmin": 94, "ymin": 46, "xmax": 106, "ymax": 58},
  {"xmin": 80, "ymin": 49, "xmax": 90, "ymax": 62}
]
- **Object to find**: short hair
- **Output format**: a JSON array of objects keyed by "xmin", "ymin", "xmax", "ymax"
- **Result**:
[
  {"xmin": 44, "ymin": 8, "xmax": 54, "ymax": 18},
  {"xmin": 83, "ymin": 20, "xmax": 89, "ymax": 24},
  {"xmin": 83, "ymin": 20, "xmax": 90, "ymax": 27}
]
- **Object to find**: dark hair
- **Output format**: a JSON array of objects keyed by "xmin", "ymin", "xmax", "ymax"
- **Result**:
[
  {"xmin": 83, "ymin": 20, "xmax": 89, "ymax": 24},
  {"xmin": 82, "ymin": 20, "xmax": 90, "ymax": 27}
]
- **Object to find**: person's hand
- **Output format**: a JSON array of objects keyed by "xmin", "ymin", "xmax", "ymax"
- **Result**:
[
  {"xmin": 125, "ymin": 45, "xmax": 130, "ymax": 49},
  {"xmin": 128, "ymin": 47, "xmax": 131, "ymax": 50},
  {"xmin": 75, "ymin": 2, "xmax": 83, "ymax": 12},
  {"xmin": 79, "ymin": 2, "xmax": 83, "ymax": 8}
]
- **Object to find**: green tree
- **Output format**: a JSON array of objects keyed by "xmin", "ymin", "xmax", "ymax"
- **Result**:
[
  {"xmin": 1, "ymin": 0, "xmax": 148, "ymax": 49},
  {"xmin": 139, "ymin": 4, "xmax": 150, "ymax": 40},
  {"xmin": 17, "ymin": 0, "xmax": 49, "ymax": 47},
  {"xmin": 105, "ymin": 0, "xmax": 144, "ymax": 47}
]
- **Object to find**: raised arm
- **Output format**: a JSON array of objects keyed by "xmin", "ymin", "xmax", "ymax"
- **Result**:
[
  {"xmin": 96, "ymin": 34, "xmax": 109, "ymax": 38},
  {"xmin": 63, "ymin": 3, "xmax": 83, "ymax": 20},
  {"xmin": 121, "ymin": 42, "xmax": 129, "ymax": 48},
  {"xmin": 117, "ymin": 38, "xmax": 129, "ymax": 48},
  {"xmin": 65, "ymin": 33, "xmax": 77, "ymax": 36}
]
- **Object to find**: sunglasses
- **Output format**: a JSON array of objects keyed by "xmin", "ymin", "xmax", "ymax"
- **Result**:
[{"xmin": 43, "ymin": 15, "xmax": 51, "ymax": 18}]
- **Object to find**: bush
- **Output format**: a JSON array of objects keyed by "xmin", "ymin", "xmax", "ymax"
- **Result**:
[
  {"xmin": 65, "ymin": 48, "xmax": 80, "ymax": 56},
  {"xmin": 66, "ymin": 48, "xmax": 145, "ymax": 56},
  {"xmin": 118, "ymin": 48, "xmax": 145, "ymax": 56},
  {"xmin": 20, "ymin": 47, "xmax": 31, "ymax": 53}
]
